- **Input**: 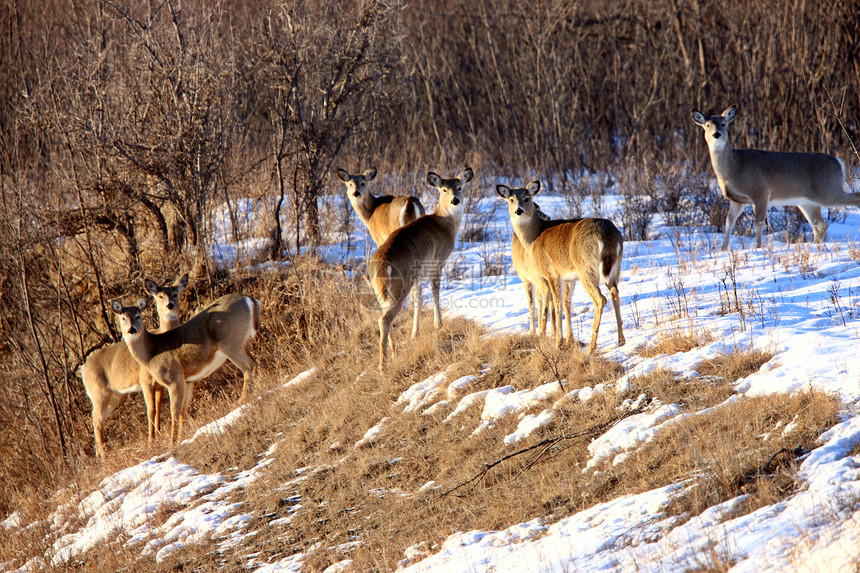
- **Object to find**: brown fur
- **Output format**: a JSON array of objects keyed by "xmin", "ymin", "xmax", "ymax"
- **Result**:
[
  {"xmin": 82, "ymin": 274, "xmax": 188, "ymax": 460},
  {"xmin": 337, "ymin": 167, "xmax": 426, "ymax": 246},
  {"xmin": 369, "ymin": 168, "xmax": 473, "ymax": 371},
  {"xmin": 112, "ymin": 293, "xmax": 261, "ymax": 448},
  {"xmin": 510, "ymin": 204, "xmax": 571, "ymax": 336},
  {"xmin": 497, "ymin": 181, "xmax": 624, "ymax": 353}
]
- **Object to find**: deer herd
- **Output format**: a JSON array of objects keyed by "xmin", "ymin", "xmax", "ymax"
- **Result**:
[{"xmin": 86, "ymin": 104, "xmax": 860, "ymax": 460}]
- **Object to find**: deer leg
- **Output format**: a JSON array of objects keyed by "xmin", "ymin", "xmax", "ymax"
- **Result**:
[
  {"xmin": 240, "ymin": 364, "xmax": 255, "ymax": 404},
  {"xmin": 228, "ymin": 344, "xmax": 257, "ymax": 403},
  {"xmin": 90, "ymin": 394, "xmax": 111, "ymax": 461},
  {"xmin": 180, "ymin": 382, "xmax": 193, "ymax": 439},
  {"xmin": 152, "ymin": 384, "xmax": 164, "ymax": 436},
  {"xmin": 411, "ymin": 282, "xmax": 422, "ymax": 339},
  {"xmin": 379, "ymin": 313, "xmax": 394, "ymax": 372},
  {"xmin": 537, "ymin": 281, "xmax": 550, "ymax": 336},
  {"xmin": 548, "ymin": 277, "xmax": 564, "ymax": 347},
  {"xmin": 609, "ymin": 283, "xmax": 625, "ymax": 347},
  {"xmin": 798, "ymin": 205, "xmax": 827, "ymax": 243},
  {"xmin": 523, "ymin": 280, "xmax": 535, "ymax": 334},
  {"xmin": 184, "ymin": 382, "xmax": 194, "ymax": 412},
  {"xmin": 722, "ymin": 201, "xmax": 744, "ymax": 250},
  {"xmin": 166, "ymin": 376, "xmax": 186, "ymax": 447},
  {"xmin": 378, "ymin": 292, "xmax": 407, "ymax": 372},
  {"xmin": 140, "ymin": 371, "xmax": 159, "ymax": 443},
  {"xmin": 431, "ymin": 274, "xmax": 442, "ymax": 329},
  {"xmin": 92, "ymin": 411, "xmax": 106, "ymax": 461},
  {"xmin": 752, "ymin": 200, "xmax": 768, "ymax": 248},
  {"xmin": 564, "ymin": 280, "xmax": 575, "ymax": 344},
  {"xmin": 584, "ymin": 284, "xmax": 607, "ymax": 354}
]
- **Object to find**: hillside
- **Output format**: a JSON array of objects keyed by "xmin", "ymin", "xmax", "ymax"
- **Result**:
[{"xmin": 3, "ymin": 184, "xmax": 860, "ymax": 572}]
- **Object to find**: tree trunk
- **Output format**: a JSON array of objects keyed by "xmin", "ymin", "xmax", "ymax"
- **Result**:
[
  {"xmin": 269, "ymin": 157, "xmax": 286, "ymax": 261},
  {"xmin": 305, "ymin": 189, "xmax": 320, "ymax": 251}
]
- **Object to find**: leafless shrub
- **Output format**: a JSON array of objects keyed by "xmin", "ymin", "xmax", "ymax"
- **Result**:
[
  {"xmin": 617, "ymin": 161, "xmax": 657, "ymax": 241},
  {"xmin": 259, "ymin": 0, "xmax": 400, "ymax": 258}
]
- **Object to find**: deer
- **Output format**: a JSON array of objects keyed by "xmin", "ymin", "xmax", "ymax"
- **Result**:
[
  {"xmin": 510, "ymin": 203, "xmax": 571, "ymax": 337},
  {"xmin": 111, "ymin": 291, "xmax": 261, "ymax": 448},
  {"xmin": 337, "ymin": 167, "xmax": 426, "ymax": 246},
  {"xmin": 368, "ymin": 167, "xmax": 473, "ymax": 371},
  {"xmin": 82, "ymin": 274, "xmax": 188, "ymax": 460},
  {"xmin": 691, "ymin": 105, "xmax": 860, "ymax": 249},
  {"xmin": 338, "ymin": 167, "xmax": 427, "ymax": 332},
  {"xmin": 497, "ymin": 181, "xmax": 625, "ymax": 353}
]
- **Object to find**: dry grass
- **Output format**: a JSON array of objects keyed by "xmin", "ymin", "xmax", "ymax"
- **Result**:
[
  {"xmin": 631, "ymin": 367, "xmax": 733, "ymax": 412},
  {"xmin": 638, "ymin": 327, "xmax": 714, "ymax": 358},
  {"xmin": 0, "ymin": 263, "xmax": 843, "ymax": 572},
  {"xmin": 657, "ymin": 389, "xmax": 839, "ymax": 519},
  {"xmin": 697, "ymin": 348, "xmax": 774, "ymax": 384}
]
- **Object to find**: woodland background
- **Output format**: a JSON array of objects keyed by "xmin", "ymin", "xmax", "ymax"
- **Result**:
[{"xmin": 0, "ymin": 0, "xmax": 858, "ymax": 514}]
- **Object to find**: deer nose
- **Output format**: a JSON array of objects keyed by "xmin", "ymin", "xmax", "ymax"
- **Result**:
[
  {"xmin": 352, "ymin": 191, "xmax": 360, "ymax": 197},
  {"xmin": 515, "ymin": 207, "xmax": 523, "ymax": 216},
  {"xmin": 451, "ymin": 197, "xmax": 460, "ymax": 206},
  {"xmin": 167, "ymin": 302, "xmax": 174, "ymax": 310},
  {"xmin": 713, "ymin": 132, "xmax": 721, "ymax": 139},
  {"xmin": 128, "ymin": 326, "xmax": 137, "ymax": 335}
]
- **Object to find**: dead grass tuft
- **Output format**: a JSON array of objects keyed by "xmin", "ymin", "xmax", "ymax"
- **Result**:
[
  {"xmin": 632, "ymin": 367, "xmax": 734, "ymax": 412},
  {"xmin": 639, "ymin": 327, "xmax": 714, "ymax": 357},
  {"xmin": 696, "ymin": 347, "xmax": 774, "ymax": 383}
]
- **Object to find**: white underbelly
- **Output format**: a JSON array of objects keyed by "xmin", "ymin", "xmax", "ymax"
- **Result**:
[
  {"xmin": 768, "ymin": 196, "xmax": 821, "ymax": 208},
  {"xmin": 559, "ymin": 270, "xmax": 581, "ymax": 282},
  {"xmin": 186, "ymin": 351, "xmax": 228, "ymax": 382},
  {"xmin": 115, "ymin": 384, "xmax": 141, "ymax": 395}
]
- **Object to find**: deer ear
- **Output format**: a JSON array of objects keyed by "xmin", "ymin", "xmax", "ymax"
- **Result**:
[
  {"xmin": 426, "ymin": 171, "xmax": 442, "ymax": 188},
  {"xmin": 460, "ymin": 167, "xmax": 474, "ymax": 183},
  {"xmin": 144, "ymin": 278, "xmax": 158, "ymax": 296},
  {"xmin": 526, "ymin": 180, "xmax": 541, "ymax": 195},
  {"xmin": 111, "ymin": 300, "xmax": 123, "ymax": 314},
  {"xmin": 496, "ymin": 184, "xmax": 511, "ymax": 199},
  {"xmin": 364, "ymin": 167, "xmax": 377, "ymax": 181},
  {"xmin": 723, "ymin": 105, "xmax": 737, "ymax": 123},
  {"xmin": 691, "ymin": 110, "xmax": 706, "ymax": 126},
  {"xmin": 336, "ymin": 169, "xmax": 349, "ymax": 182},
  {"xmin": 176, "ymin": 273, "xmax": 189, "ymax": 293}
]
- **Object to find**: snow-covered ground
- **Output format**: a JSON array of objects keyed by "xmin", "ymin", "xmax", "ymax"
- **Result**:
[{"xmin": 4, "ymin": 178, "xmax": 860, "ymax": 573}]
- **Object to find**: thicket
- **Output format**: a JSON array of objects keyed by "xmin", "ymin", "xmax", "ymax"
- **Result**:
[{"xmin": 0, "ymin": 0, "xmax": 857, "ymax": 514}]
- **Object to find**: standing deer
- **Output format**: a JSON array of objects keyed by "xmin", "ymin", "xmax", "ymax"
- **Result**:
[
  {"xmin": 337, "ymin": 167, "xmax": 426, "ymax": 246},
  {"xmin": 510, "ymin": 202, "xmax": 571, "ymax": 337},
  {"xmin": 369, "ymin": 168, "xmax": 473, "ymax": 371},
  {"xmin": 338, "ymin": 167, "xmax": 427, "ymax": 330},
  {"xmin": 497, "ymin": 181, "xmax": 625, "ymax": 352},
  {"xmin": 112, "ymin": 292, "xmax": 261, "ymax": 448},
  {"xmin": 82, "ymin": 274, "xmax": 188, "ymax": 460},
  {"xmin": 692, "ymin": 105, "xmax": 860, "ymax": 249}
]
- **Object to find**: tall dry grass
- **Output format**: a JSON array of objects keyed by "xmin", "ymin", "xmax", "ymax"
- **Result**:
[{"xmin": 0, "ymin": 258, "xmax": 842, "ymax": 571}]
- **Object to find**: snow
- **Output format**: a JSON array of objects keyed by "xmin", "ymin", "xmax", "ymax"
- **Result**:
[{"xmin": 5, "ymin": 182, "xmax": 860, "ymax": 572}]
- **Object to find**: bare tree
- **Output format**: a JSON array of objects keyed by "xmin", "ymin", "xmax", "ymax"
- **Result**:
[{"xmin": 259, "ymin": 0, "xmax": 399, "ymax": 258}]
